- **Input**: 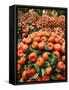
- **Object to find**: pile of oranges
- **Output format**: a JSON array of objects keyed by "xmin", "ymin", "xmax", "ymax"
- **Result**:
[{"xmin": 17, "ymin": 9, "xmax": 66, "ymax": 82}]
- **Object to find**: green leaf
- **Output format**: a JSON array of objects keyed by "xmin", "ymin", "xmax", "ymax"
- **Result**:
[
  {"xmin": 48, "ymin": 54, "xmax": 56, "ymax": 68},
  {"xmin": 19, "ymin": 67, "xmax": 24, "ymax": 74},
  {"xmin": 48, "ymin": 54, "xmax": 56, "ymax": 62},
  {"xmin": 29, "ymin": 45, "xmax": 33, "ymax": 52},
  {"xmin": 44, "ymin": 62, "xmax": 50, "ymax": 67},
  {"xmin": 51, "ymin": 54, "xmax": 56, "ymax": 60},
  {"xmin": 34, "ymin": 50, "xmax": 42, "ymax": 56},
  {"xmin": 55, "ymin": 68, "xmax": 61, "ymax": 73},
  {"xmin": 41, "ymin": 68, "xmax": 45, "ymax": 76},
  {"xmin": 45, "ymin": 42, "xmax": 48, "ymax": 45},
  {"xmin": 28, "ymin": 21, "xmax": 32, "ymax": 26},
  {"xmin": 50, "ymin": 74, "xmax": 56, "ymax": 80},
  {"xmin": 34, "ymin": 63, "xmax": 40, "ymax": 72},
  {"xmin": 60, "ymin": 70, "xmax": 65, "ymax": 75}
]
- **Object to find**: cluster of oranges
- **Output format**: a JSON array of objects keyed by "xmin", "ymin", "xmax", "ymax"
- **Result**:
[{"xmin": 17, "ymin": 9, "xmax": 66, "ymax": 82}]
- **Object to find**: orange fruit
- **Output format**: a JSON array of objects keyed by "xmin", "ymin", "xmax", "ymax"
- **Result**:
[
  {"xmin": 45, "ymin": 67, "xmax": 53, "ymax": 75},
  {"xmin": 62, "ymin": 55, "xmax": 65, "ymax": 63},
  {"xmin": 42, "ymin": 52, "xmax": 48, "ymax": 61},
  {"xmin": 22, "ymin": 44, "xmax": 28, "ymax": 52},
  {"xmin": 17, "ymin": 64, "xmax": 21, "ymax": 71},
  {"xmin": 41, "ymin": 37, "xmax": 47, "ymax": 42},
  {"xmin": 57, "ymin": 61, "xmax": 65, "ymax": 70},
  {"xmin": 56, "ymin": 73, "xmax": 65, "ymax": 80},
  {"xmin": 17, "ymin": 49, "xmax": 23, "ymax": 57},
  {"xmin": 54, "ymin": 37, "xmax": 60, "ymax": 43},
  {"xmin": 22, "ymin": 71, "xmax": 28, "ymax": 80},
  {"xmin": 38, "ymin": 42, "xmax": 45, "ymax": 50},
  {"xmin": 18, "ymin": 42, "xmax": 23, "ymax": 50},
  {"xmin": 61, "ymin": 45, "xmax": 65, "ymax": 54},
  {"xmin": 26, "ymin": 38, "xmax": 32, "ymax": 44},
  {"xmin": 36, "ymin": 57, "xmax": 44, "ymax": 67},
  {"xmin": 34, "ymin": 37, "xmax": 40, "ymax": 42},
  {"xmin": 29, "ymin": 52, "xmax": 37, "ymax": 62},
  {"xmin": 32, "ymin": 42, "xmax": 38, "ymax": 49},
  {"xmin": 18, "ymin": 57, "xmax": 26, "ymax": 65},
  {"xmin": 48, "ymin": 36, "xmax": 54, "ymax": 43},
  {"xmin": 48, "ymin": 43, "xmax": 54, "ymax": 50},
  {"xmin": 54, "ymin": 44, "xmax": 61, "ymax": 51},
  {"xmin": 53, "ymin": 51, "xmax": 60, "ymax": 59},
  {"xmin": 28, "ymin": 67, "xmax": 36, "ymax": 76}
]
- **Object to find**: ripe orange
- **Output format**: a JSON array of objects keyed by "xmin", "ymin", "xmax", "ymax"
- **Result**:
[
  {"xmin": 34, "ymin": 37, "xmax": 40, "ymax": 42},
  {"xmin": 38, "ymin": 42, "xmax": 45, "ymax": 50},
  {"xmin": 48, "ymin": 43, "xmax": 54, "ymax": 50},
  {"xmin": 42, "ymin": 52, "xmax": 48, "ymax": 61},
  {"xmin": 62, "ymin": 55, "xmax": 65, "ymax": 63},
  {"xmin": 22, "ymin": 71, "xmax": 28, "ymax": 80},
  {"xmin": 54, "ymin": 44, "xmax": 61, "ymax": 51},
  {"xmin": 54, "ymin": 37, "xmax": 60, "ymax": 43},
  {"xmin": 32, "ymin": 41, "xmax": 38, "ymax": 49},
  {"xmin": 18, "ymin": 57, "xmax": 26, "ymax": 65},
  {"xmin": 26, "ymin": 38, "xmax": 32, "ymax": 44},
  {"xmin": 22, "ymin": 44, "xmax": 28, "ymax": 52},
  {"xmin": 18, "ymin": 42, "xmax": 23, "ymax": 50},
  {"xmin": 56, "ymin": 73, "xmax": 65, "ymax": 80},
  {"xmin": 41, "ymin": 37, "xmax": 47, "ymax": 42},
  {"xmin": 17, "ymin": 64, "xmax": 21, "ymax": 71},
  {"xmin": 29, "ymin": 52, "xmax": 37, "ymax": 62},
  {"xmin": 61, "ymin": 45, "xmax": 65, "ymax": 54},
  {"xmin": 48, "ymin": 36, "xmax": 54, "ymax": 43},
  {"xmin": 53, "ymin": 51, "xmax": 60, "ymax": 59},
  {"xmin": 57, "ymin": 61, "xmax": 65, "ymax": 70},
  {"xmin": 28, "ymin": 67, "xmax": 36, "ymax": 76},
  {"xmin": 45, "ymin": 67, "xmax": 53, "ymax": 75},
  {"xmin": 36, "ymin": 57, "xmax": 44, "ymax": 67},
  {"xmin": 17, "ymin": 49, "xmax": 23, "ymax": 57}
]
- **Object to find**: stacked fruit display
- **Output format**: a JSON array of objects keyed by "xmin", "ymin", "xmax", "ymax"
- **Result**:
[{"xmin": 17, "ymin": 9, "xmax": 65, "ymax": 82}]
